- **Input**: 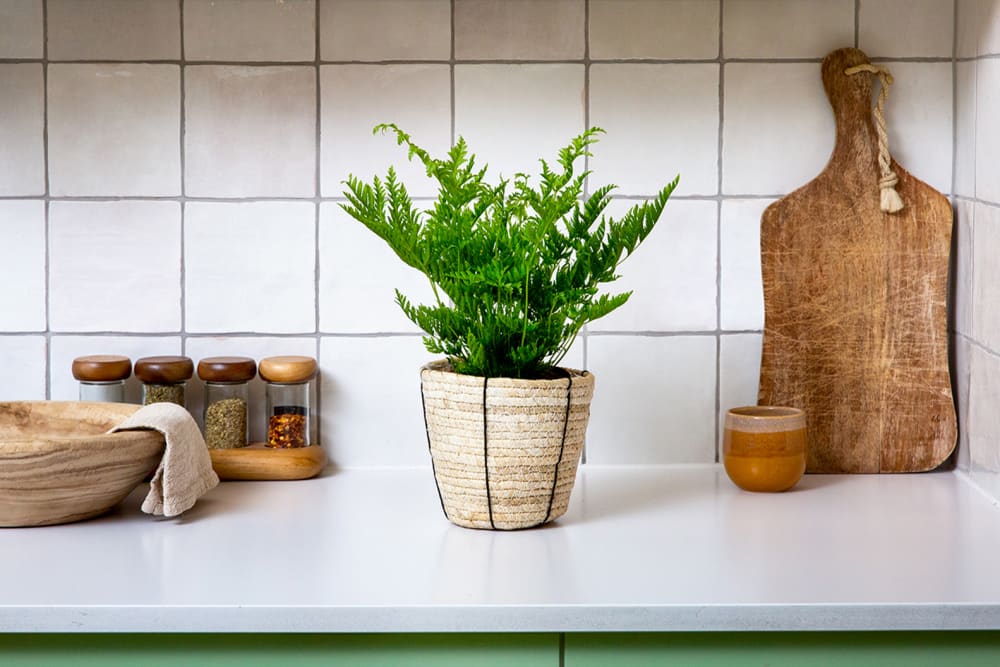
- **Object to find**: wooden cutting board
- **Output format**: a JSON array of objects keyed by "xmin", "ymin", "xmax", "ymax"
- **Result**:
[{"xmin": 758, "ymin": 48, "xmax": 956, "ymax": 473}]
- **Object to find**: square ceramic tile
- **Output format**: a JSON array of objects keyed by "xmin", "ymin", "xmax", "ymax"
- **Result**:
[
  {"xmin": 585, "ymin": 335, "xmax": 717, "ymax": 464},
  {"xmin": 719, "ymin": 333, "xmax": 763, "ymax": 455},
  {"xmin": 454, "ymin": 64, "xmax": 585, "ymax": 182},
  {"xmin": 0, "ymin": 336, "xmax": 46, "ymax": 401},
  {"xmin": 0, "ymin": 64, "xmax": 44, "ymax": 196},
  {"xmin": 721, "ymin": 199, "xmax": 773, "ymax": 331},
  {"xmin": 968, "ymin": 344, "xmax": 1000, "ymax": 472},
  {"xmin": 954, "ymin": 200, "xmax": 975, "ymax": 337},
  {"xmin": 47, "ymin": 0, "xmax": 179, "ymax": 60},
  {"xmin": 956, "ymin": 61, "xmax": 977, "ymax": 199},
  {"xmin": 184, "ymin": 336, "xmax": 316, "ymax": 442},
  {"xmin": 49, "ymin": 201, "xmax": 181, "ymax": 332},
  {"xmin": 0, "ymin": 0, "xmax": 42, "ymax": 58},
  {"xmin": 589, "ymin": 200, "xmax": 717, "ymax": 332},
  {"xmin": 184, "ymin": 0, "xmax": 315, "ymax": 62},
  {"xmin": 952, "ymin": 334, "xmax": 972, "ymax": 471},
  {"xmin": 589, "ymin": 0, "xmax": 718, "ymax": 60},
  {"xmin": 589, "ymin": 64, "xmax": 719, "ymax": 197},
  {"xmin": 859, "ymin": 0, "xmax": 954, "ymax": 57},
  {"xmin": 49, "ymin": 335, "xmax": 181, "ymax": 402},
  {"xmin": 881, "ymin": 62, "xmax": 952, "ymax": 194},
  {"xmin": 320, "ymin": 65, "xmax": 451, "ymax": 197},
  {"xmin": 0, "ymin": 200, "xmax": 45, "ymax": 331},
  {"xmin": 318, "ymin": 203, "xmax": 435, "ymax": 333},
  {"xmin": 723, "ymin": 63, "xmax": 834, "ymax": 195},
  {"xmin": 184, "ymin": 202, "xmax": 316, "ymax": 333},
  {"xmin": 980, "ymin": 0, "xmax": 1000, "ymax": 55},
  {"xmin": 723, "ymin": 0, "xmax": 854, "ymax": 58},
  {"xmin": 957, "ymin": 0, "xmax": 981, "ymax": 57},
  {"xmin": 454, "ymin": 0, "xmax": 584, "ymax": 60},
  {"xmin": 48, "ymin": 64, "xmax": 181, "ymax": 196},
  {"xmin": 185, "ymin": 66, "xmax": 315, "ymax": 198},
  {"xmin": 319, "ymin": 335, "xmax": 431, "ymax": 466},
  {"xmin": 972, "ymin": 203, "xmax": 1000, "ymax": 351},
  {"xmin": 320, "ymin": 0, "xmax": 450, "ymax": 61},
  {"xmin": 976, "ymin": 58, "xmax": 1000, "ymax": 203}
]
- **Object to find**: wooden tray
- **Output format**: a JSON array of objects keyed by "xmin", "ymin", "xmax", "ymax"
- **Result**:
[{"xmin": 209, "ymin": 444, "xmax": 326, "ymax": 481}]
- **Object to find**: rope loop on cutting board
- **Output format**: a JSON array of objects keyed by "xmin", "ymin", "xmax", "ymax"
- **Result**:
[{"xmin": 845, "ymin": 63, "xmax": 904, "ymax": 214}]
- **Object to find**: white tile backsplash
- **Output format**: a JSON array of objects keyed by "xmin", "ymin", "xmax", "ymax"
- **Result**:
[
  {"xmin": 953, "ymin": 334, "xmax": 972, "ymax": 471},
  {"xmin": 0, "ymin": 200, "xmax": 45, "ymax": 332},
  {"xmin": 720, "ymin": 199, "xmax": 771, "ymax": 331},
  {"xmin": 49, "ymin": 335, "xmax": 182, "ymax": 402},
  {"xmin": 0, "ymin": 0, "xmax": 42, "ymax": 58},
  {"xmin": 589, "ymin": 200, "xmax": 717, "ymax": 332},
  {"xmin": 320, "ymin": 0, "xmax": 451, "ymax": 61},
  {"xmin": 972, "ymin": 203, "xmax": 1000, "ymax": 352},
  {"xmin": 589, "ymin": 64, "xmax": 719, "ymax": 197},
  {"xmin": 859, "ymin": 0, "xmax": 954, "ymax": 57},
  {"xmin": 454, "ymin": 64, "xmax": 585, "ymax": 182},
  {"xmin": 49, "ymin": 201, "xmax": 182, "ymax": 332},
  {"xmin": 586, "ymin": 335, "xmax": 717, "ymax": 464},
  {"xmin": 955, "ymin": 199, "xmax": 976, "ymax": 337},
  {"xmin": 956, "ymin": 61, "xmax": 978, "ymax": 199},
  {"xmin": 723, "ymin": 0, "xmax": 854, "ymax": 59},
  {"xmin": 718, "ymin": 332, "xmax": 763, "ymax": 453},
  {"xmin": 318, "ymin": 203, "xmax": 434, "ymax": 333},
  {"xmin": 184, "ymin": 0, "xmax": 315, "ymax": 62},
  {"xmin": 185, "ymin": 66, "xmax": 316, "ymax": 198},
  {"xmin": 723, "ymin": 63, "xmax": 834, "ymax": 196},
  {"xmin": 47, "ymin": 0, "xmax": 180, "ymax": 61},
  {"xmin": 969, "ymin": 343, "xmax": 1000, "ymax": 472},
  {"xmin": 0, "ymin": 336, "xmax": 46, "ymax": 401},
  {"xmin": 454, "ymin": 0, "xmax": 585, "ymax": 60},
  {"xmin": 184, "ymin": 202, "xmax": 316, "ymax": 334},
  {"xmin": 589, "ymin": 0, "xmax": 719, "ymax": 60},
  {"xmin": 48, "ymin": 64, "xmax": 181, "ymax": 197},
  {"xmin": 981, "ymin": 0, "xmax": 1000, "ymax": 55},
  {"xmin": 976, "ymin": 58, "xmax": 1000, "ymax": 202},
  {"xmin": 0, "ymin": 64, "xmax": 44, "ymax": 196},
  {"xmin": 320, "ymin": 65, "xmax": 451, "ymax": 198}
]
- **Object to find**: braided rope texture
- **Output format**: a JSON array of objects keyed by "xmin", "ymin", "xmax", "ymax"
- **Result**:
[{"xmin": 420, "ymin": 360, "xmax": 595, "ymax": 530}]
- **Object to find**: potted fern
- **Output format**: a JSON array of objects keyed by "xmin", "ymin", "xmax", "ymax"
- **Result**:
[{"xmin": 343, "ymin": 125, "xmax": 677, "ymax": 530}]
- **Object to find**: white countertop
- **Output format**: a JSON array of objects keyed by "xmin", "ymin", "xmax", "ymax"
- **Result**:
[{"xmin": 2, "ymin": 464, "xmax": 1000, "ymax": 633}]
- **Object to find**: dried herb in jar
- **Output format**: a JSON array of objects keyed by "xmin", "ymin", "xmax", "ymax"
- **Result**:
[
  {"xmin": 205, "ymin": 397, "xmax": 248, "ymax": 449},
  {"xmin": 144, "ymin": 383, "xmax": 185, "ymax": 406},
  {"xmin": 267, "ymin": 405, "xmax": 307, "ymax": 448}
]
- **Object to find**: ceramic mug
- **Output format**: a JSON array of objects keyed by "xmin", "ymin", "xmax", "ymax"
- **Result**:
[{"xmin": 723, "ymin": 406, "xmax": 807, "ymax": 492}]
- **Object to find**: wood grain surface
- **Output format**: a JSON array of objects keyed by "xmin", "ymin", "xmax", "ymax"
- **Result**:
[
  {"xmin": 758, "ymin": 48, "xmax": 956, "ymax": 473},
  {"xmin": 209, "ymin": 444, "xmax": 326, "ymax": 481}
]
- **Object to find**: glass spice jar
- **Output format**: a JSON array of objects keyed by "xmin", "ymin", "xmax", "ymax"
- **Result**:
[
  {"xmin": 71, "ymin": 354, "xmax": 132, "ymax": 403},
  {"xmin": 259, "ymin": 355, "xmax": 316, "ymax": 449},
  {"xmin": 134, "ymin": 355, "xmax": 194, "ymax": 407},
  {"xmin": 197, "ymin": 356, "xmax": 256, "ymax": 450}
]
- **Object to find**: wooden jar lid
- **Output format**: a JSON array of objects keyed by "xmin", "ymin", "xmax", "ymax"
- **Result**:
[
  {"xmin": 134, "ymin": 356, "xmax": 194, "ymax": 384},
  {"xmin": 71, "ymin": 355, "xmax": 132, "ymax": 382},
  {"xmin": 258, "ymin": 356, "xmax": 317, "ymax": 383},
  {"xmin": 197, "ymin": 356, "xmax": 257, "ymax": 383}
]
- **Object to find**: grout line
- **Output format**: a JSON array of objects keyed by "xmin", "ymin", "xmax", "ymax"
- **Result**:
[
  {"xmin": 178, "ymin": 0, "xmax": 186, "ymax": 358},
  {"xmin": 714, "ymin": 0, "xmax": 725, "ymax": 463},
  {"xmin": 957, "ymin": 332, "xmax": 1000, "ymax": 361},
  {"xmin": 0, "ymin": 193, "xmax": 790, "ymax": 203},
  {"xmin": 450, "ymin": 0, "xmax": 456, "ymax": 145},
  {"xmin": 855, "ymin": 0, "xmax": 860, "ymax": 49},
  {"xmin": 42, "ymin": 0, "xmax": 50, "ymax": 399},
  {"xmin": 581, "ymin": 0, "xmax": 590, "ymax": 466},
  {"xmin": 951, "ymin": 0, "xmax": 959, "ymax": 203},
  {"xmin": 314, "ymin": 0, "xmax": 322, "ymax": 447}
]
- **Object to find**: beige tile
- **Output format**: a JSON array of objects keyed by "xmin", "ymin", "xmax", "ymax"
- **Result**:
[
  {"xmin": 47, "ymin": 64, "xmax": 181, "ymax": 196},
  {"xmin": 47, "ymin": 0, "xmax": 179, "ymax": 60},
  {"xmin": 976, "ymin": 58, "xmax": 1000, "ymax": 202},
  {"xmin": 49, "ymin": 335, "xmax": 181, "ymax": 402},
  {"xmin": 954, "ymin": 200, "xmax": 975, "ymax": 337},
  {"xmin": 586, "ymin": 335, "xmax": 717, "ymax": 464},
  {"xmin": 721, "ymin": 199, "xmax": 774, "ymax": 331},
  {"xmin": 719, "ymin": 333, "xmax": 763, "ymax": 455},
  {"xmin": 320, "ymin": 0, "xmax": 450, "ymax": 61},
  {"xmin": 454, "ymin": 64, "xmax": 585, "ymax": 182},
  {"xmin": 972, "ymin": 203, "xmax": 1000, "ymax": 352},
  {"xmin": 185, "ymin": 202, "xmax": 316, "ymax": 334},
  {"xmin": 0, "ymin": 64, "xmax": 44, "ymax": 196},
  {"xmin": 49, "ymin": 201, "xmax": 182, "ymax": 332},
  {"xmin": 184, "ymin": 0, "xmax": 315, "ymax": 62},
  {"xmin": 454, "ymin": 0, "xmax": 584, "ymax": 60},
  {"xmin": 0, "ymin": 0, "xmax": 43, "ymax": 58},
  {"xmin": 589, "ymin": 0, "xmax": 718, "ymax": 60},
  {"xmin": 0, "ymin": 201, "xmax": 45, "ymax": 332},
  {"xmin": 723, "ymin": 63, "xmax": 833, "ymax": 195},
  {"xmin": 0, "ymin": 337, "xmax": 46, "ymax": 401},
  {"xmin": 956, "ymin": 61, "xmax": 977, "ymax": 199},
  {"xmin": 957, "ymin": 0, "xmax": 981, "ymax": 57},
  {"xmin": 320, "ymin": 65, "xmax": 451, "ymax": 197},
  {"xmin": 724, "ymin": 0, "xmax": 854, "ymax": 58},
  {"xmin": 859, "ymin": 0, "xmax": 954, "ymax": 57},
  {"xmin": 589, "ymin": 64, "xmax": 719, "ymax": 196},
  {"xmin": 980, "ymin": 0, "xmax": 1000, "ymax": 55},
  {"xmin": 969, "ymin": 343, "xmax": 1000, "ymax": 472},
  {"xmin": 185, "ymin": 66, "xmax": 316, "ymax": 197},
  {"xmin": 589, "ymin": 200, "xmax": 717, "ymax": 332}
]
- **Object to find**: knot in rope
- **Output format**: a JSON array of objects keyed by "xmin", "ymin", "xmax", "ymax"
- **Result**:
[{"xmin": 844, "ymin": 63, "xmax": 904, "ymax": 214}]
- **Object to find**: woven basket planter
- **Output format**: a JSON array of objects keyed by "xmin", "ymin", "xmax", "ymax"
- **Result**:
[{"xmin": 419, "ymin": 359, "xmax": 595, "ymax": 530}]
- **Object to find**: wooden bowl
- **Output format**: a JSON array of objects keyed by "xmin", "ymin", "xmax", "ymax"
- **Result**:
[{"xmin": 0, "ymin": 401, "xmax": 164, "ymax": 527}]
